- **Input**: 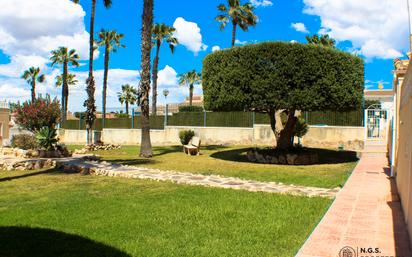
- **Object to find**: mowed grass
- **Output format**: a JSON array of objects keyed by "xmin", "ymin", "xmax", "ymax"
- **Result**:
[
  {"xmin": 67, "ymin": 145, "xmax": 357, "ymax": 188},
  {"xmin": 0, "ymin": 169, "xmax": 331, "ymax": 257}
]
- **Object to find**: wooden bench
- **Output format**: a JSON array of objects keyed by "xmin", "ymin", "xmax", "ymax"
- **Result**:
[{"xmin": 183, "ymin": 136, "xmax": 201, "ymax": 156}]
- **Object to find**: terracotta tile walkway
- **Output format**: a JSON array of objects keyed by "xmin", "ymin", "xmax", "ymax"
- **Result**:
[{"xmin": 297, "ymin": 156, "xmax": 411, "ymax": 257}]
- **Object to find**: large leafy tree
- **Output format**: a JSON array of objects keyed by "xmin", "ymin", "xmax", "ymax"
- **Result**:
[
  {"xmin": 151, "ymin": 23, "xmax": 178, "ymax": 116},
  {"xmin": 179, "ymin": 70, "xmax": 202, "ymax": 106},
  {"xmin": 117, "ymin": 84, "xmax": 138, "ymax": 115},
  {"xmin": 55, "ymin": 73, "xmax": 78, "ymax": 115},
  {"xmin": 72, "ymin": 0, "xmax": 112, "ymax": 144},
  {"xmin": 21, "ymin": 67, "xmax": 45, "ymax": 102},
  {"xmin": 50, "ymin": 47, "xmax": 80, "ymax": 122},
  {"xmin": 306, "ymin": 34, "xmax": 336, "ymax": 48},
  {"xmin": 215, "ymin": 0, "xmax": 258, "ymax": 47},
  {"xmin": 139, "ymin": 0, "xmax": 154, "ymax": 157},
  {"xmin": 96, "ymin": 29, "xmax": 125, "ymax": 127},
  {"xmin": 203, "ymin": 42, "xmax": 364, "ymax": 150}
]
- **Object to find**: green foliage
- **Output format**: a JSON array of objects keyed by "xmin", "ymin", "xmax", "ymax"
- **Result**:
[
  {"xmin": 203, "ymin": 42, "xmax": 364, "ymax": 112},
  {"xmin": 11, "ymin": 134, "xmax": 38, "ymax": 150},
  {"xmin": 178, "ymin": 106, "xmax": 204, "ymax": 113},
  {"xmin": 74, "ymin": 112, "xmax": 85, "ymax": 119},
  {"xmin": 178, "ymin": 130, "xmax": 195, "ymax": 145},
  {"xmin": 14, "ymin": 95, "xmax": 61, "ymax": 132},
  {"xmin": 293, "ymin": 118, "xmax": 309, "ymax": 138},
  {"xmin": 114, "ymin": 112, "xmax": 129, "ymax": 118},
  {"xmin": 36, "ymin": 127, "xmax": 59, "ymax": 151}
]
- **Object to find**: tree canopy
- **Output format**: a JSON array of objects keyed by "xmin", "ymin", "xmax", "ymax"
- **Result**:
[{"xmin": 203, "ymin": 42, "xmax": 364, "ymax": 113}]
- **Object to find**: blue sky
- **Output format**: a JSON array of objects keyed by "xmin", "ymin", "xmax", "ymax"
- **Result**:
[{"xmin": 0, "ymin": 0, "xmax": 409, "ymax": 111}]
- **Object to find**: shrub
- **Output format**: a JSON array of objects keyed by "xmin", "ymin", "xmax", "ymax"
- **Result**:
[
  {"xmin": 114, "ymin": 112, "xmax": 129, "ymax": 118},
  {"xmin": 293, "ymin": 118, "xmax": 309, "ymax": 138},
  {"xmin": 14, "ymin": 95, "xmax": 61, "ymax": 132},
  {"xmin": 203, "ymin": 41, "xmax": 364, "ymax": 149},
  {"xmin": 179, "ymin": 130, "xmax": 195, "ymax": 145},
  {"xmin": 178, "ymin": 106, "xmax": 204, "ymax": 113},
  {"xmin": 11, "ymin": 134, "xmax": 38, "ymax": 150},
  {"xmin": 36, "ymin": 127, "xmax": 59, "ymax": 151}
]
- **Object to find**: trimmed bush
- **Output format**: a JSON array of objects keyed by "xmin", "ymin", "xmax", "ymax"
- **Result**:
[
  {"xmin": 11, "ymin": 134, "xmax": 38, "ymax": 150},
  {"xmin": 179, "ymin": 130, "xmax": 195, "ymax": 145},
  {"xmin": 178, "ymin": 106, "xmax": 204, "ymax": 113},
  {"xmin": 203, "ymin": 42, "xmax": 364, "ymax": 149}
]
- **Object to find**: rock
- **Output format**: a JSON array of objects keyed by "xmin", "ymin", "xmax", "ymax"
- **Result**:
[
  {"xmin": 256, "ymin": 153, "xmax": 266, "ymax": 163},
  {"xmin": 286, "ymin": 154, "xmax": 298, "ymax": 165},
  {"xmin": 278, "ymin": 155, "xmax": 287, "ymax": 164},
  {"xmin": 34, "ymin": 160, "xmax": 43, "ymax": 170},
  {"xmin": 270, "ymin": 156, "xmax": 278, "ymax": 164},
  {"xmin": 246, "ymin": 150, "xmax": 257, "ymax": 162}
]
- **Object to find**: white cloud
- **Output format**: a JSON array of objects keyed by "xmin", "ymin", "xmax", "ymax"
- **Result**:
[
  {"xmin": 291, "ymin": 22, "xmax": 309, "ymax": 33},
  {"xmin": 235, "ymin": 39, "xmax": 248, "ymax": 46},
  {"xmin": 303, "ymin": 0, "xmax": 408, "ymax": 59},
  {"xmin": 250, "ymin": 0, "xmax": 273, "ymax": 7},
  {"xmin": 157, "ymin": 65, "xmax": 178, "ymax": 87},
  {"xmin": 212, "ymin": 46, "xmax": 221, "ymax": 52},
  {"xmin": 173, "ymin": 17, "xmax": 208, "ymax": 55}
]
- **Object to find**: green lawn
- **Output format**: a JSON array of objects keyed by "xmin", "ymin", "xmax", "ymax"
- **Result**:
[
  {"xmin": 67, "ymin": 145, "xmax": 357, "ymax": 188},
  {"xmin": 0, "ymin": 169, "xmax": 331, "ymax": 257}
]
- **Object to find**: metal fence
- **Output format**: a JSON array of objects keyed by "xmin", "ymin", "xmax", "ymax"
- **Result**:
[{"xmin": 62, "ymin": 109, "xmax": 364, "ymax": 130}]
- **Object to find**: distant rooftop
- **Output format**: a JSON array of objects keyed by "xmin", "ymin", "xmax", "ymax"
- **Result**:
[{"xmin": 364, "ymin": 89, "xmax": 395, "ymax": 97}]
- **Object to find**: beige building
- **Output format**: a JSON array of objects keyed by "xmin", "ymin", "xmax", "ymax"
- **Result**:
[
  {"xmin": 393, "ymin": 56, "xmax": 412, "ymax": 246},
  {"xmin": 0, "ymin": 101, "xmax": 10, "ymax": 146}
]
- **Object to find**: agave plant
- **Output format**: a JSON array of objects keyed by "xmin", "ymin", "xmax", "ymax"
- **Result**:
[{"xmin": 36, "ymin": 127, "xmax": 59, "ymax": 151}]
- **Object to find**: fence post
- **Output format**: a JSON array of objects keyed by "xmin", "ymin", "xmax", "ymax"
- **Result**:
[
  {"xmin": 252, "ymin": 112, "xmax": 255, "ymax": 127},
  {"xmin": 204, "ymin": 111, "xmax": 207, "ymax": 127},
  {"xmin": 131, "ymin": 109, "xmax": 135, "ymax": 129}
]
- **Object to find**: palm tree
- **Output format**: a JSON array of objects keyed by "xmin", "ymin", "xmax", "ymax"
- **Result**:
[
  {"xmin": 50, "ymin": 47, "xmax": 80, "ymax": 121},
  {"xmin": 21, "ymin": 67, "xmax": 45, "ymax": 102},
  {"xmin": 151, "ymin": 23, "xmax": 178, "ymax": 116},
  {"xmin": 179, "ymin": 70, "xmax": 202, "ymax": 106},
  {"xmin": 306, "ymin": 34, "xmax": 336, "ymax": 48},
  {"xmin": 96, "ymin": 29, "xmax": 125, "ymax": 127},
  {"xmin": 55, "ymin": 73, "xmax": 78, "ymax": 114},
  {"xmin": 139, "ymin": 0, "xmax": 154, "ymax": 158},
  {"xmin": 72, "ymin": 0, "xmax": 112, "ymax": 144},
  {"xmin": 117, "ymin": 84, "xmax": 138, "ymax": 115},
  {"xmin": 215, "ymin": 0, "xmax": 258, "ymax": 47}
]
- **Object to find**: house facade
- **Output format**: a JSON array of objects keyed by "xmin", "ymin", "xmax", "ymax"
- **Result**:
[{"xmin": 0, "ymin": 101, "xmax": 10, "ymax": 146}]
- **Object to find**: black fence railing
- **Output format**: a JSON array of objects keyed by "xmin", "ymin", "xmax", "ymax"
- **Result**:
[{"xmin": 62, "ymin": 110, "xmax": 364, "ymax": 130}]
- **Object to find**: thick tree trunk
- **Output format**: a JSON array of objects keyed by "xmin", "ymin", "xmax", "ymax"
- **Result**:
[
  {"xmin": 85, "ymin": 0, "xmax": 97, "ymax": 145},
  {"xmin": 31, "ymin": 81, "xmax": 36, "ymax": 102},
  {"xmin": 189, "ymin": 84, "xmax": 194, "ymax": 106},
  {"xmin": 151, "ymin": 42, "xmax": 161, "ymax": 116},
  {"xmin": 231, "ymin": 22, "xmax": 237, "ymax": 47},
  {"xmin": 277, "ymin": 109, "xmax": 298, "ymax": 150},
  {"xmin": 139, "ymin": 0, "xmax": 154, "ymax": 158},
  {"xmin": 268, "ymin": 109, "xmax": 298, "ymax": 150},
  {"xmin": 102, "ymin": 45, "xmax": 110, "ymax": 128}
]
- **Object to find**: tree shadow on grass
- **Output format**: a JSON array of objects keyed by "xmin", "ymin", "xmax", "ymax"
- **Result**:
[
  {"xmin": 107, "ymin": 158, "xmax": 157, "ymax": 166},
  {"xmin": 211, "ymin": 147, "xmax": 358, "ymax": 165},
  {"xmin": 0, "ymin": 226, "xmax": 131, "ymax": 257},
  {"xmin": 0, "ymin": 168, "xmax": 59, "ymax": 183}
]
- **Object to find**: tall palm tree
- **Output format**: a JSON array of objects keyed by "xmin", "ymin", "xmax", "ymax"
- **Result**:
[
  {"xmin": 306, "ymin": 34, "xmax": 336, "ymax": 48},
  {"xmin": 139, "ymin": 0, "xmax": 154, "ymax": 158},
  {"xmin": 21, "ymin": 67, "xmax": 45, "ymax": 102},
  {"xmin": 96, "ymin": 29, "xmax": 125, "ymax": 127},
  {"xmin": 50, "ymin": 47, "xmax": 80, "ymax": 121},
  {"xmin": 151, "ymin": 23, "xmax": 178, "ymax": 116},
  {"xmin": 117, "ymin": 84, "xmax": 138, "ymax": 115},
  {"xmin": 55, "ymin": 73, "xmax": 78, "ymax": 114},
  {"xmin": 179, "ymin": 70, "xmax": 202, "ymax": 106},
  {"xmin": 215, "ymin": 0, "xmax": 258, "ymax": 47},
  {"xmin": 72, "ymin": 0, "xmax": 112, "ymax": 144}
]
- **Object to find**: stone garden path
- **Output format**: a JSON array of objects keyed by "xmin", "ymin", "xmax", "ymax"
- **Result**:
[{"xmin": 0, "ymin": 155, "xmax": 339, "ymax": 198}]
